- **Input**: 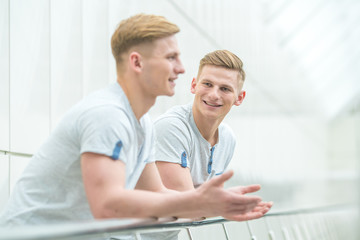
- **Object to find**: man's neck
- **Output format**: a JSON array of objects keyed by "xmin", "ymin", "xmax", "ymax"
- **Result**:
[
  {"xmin": 192, "ymin": 106, "xmax": 222, "ymax": 146},
  {"xmin": 117, "ymin": 77, "xmax": 156, "ymax": 121}
]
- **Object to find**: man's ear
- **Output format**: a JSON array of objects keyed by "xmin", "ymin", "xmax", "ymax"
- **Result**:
[
  {"xmin": 129, "ymin": 52, "xmax": 142, "ymax": 73},
  {"xmin": 234, "ymin": 90, "xmax": 246, "ymax": 106},
  {"xmin": 190, "ymin": 77, "xmax": 197, "ymax": 94}
]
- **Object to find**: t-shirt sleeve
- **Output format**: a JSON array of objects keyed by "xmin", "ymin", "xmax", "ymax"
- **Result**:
[
  {"xmin": 77, "ymin": 105, "xmax": 131, "ymax": 164},
  {"xmin": 154, "ymin": 116, "xmax": 191, "ymax": 167}
]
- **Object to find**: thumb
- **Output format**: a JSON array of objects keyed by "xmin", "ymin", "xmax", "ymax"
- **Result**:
[{"xmin": 210, "ymin": 170, "xmax": 234, "ymax": 187}]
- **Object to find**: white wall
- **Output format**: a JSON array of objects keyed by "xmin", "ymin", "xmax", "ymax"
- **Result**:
[
  {"xmin": 0, "ymin": 0, "xmax": 358, "ymax": 214},
  {"xmin": 0, "ymin": 0, "xmax": 10, "ymax": 212},
  {"xmin": 0, "ymin": 155, "xmax": 9, "ymax": 211}
]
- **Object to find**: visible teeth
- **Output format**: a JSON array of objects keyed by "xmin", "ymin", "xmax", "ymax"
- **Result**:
[{"xmin": 205, "ymin": 101, "xmax": 220, "ymax": 107}]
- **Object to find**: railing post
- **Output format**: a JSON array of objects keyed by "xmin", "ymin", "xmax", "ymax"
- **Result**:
[
  {"xmin": 287, "ymin": 214, "xmax": 303, "ymax": 240},
  {"xmin": 281, "ymin": 226, "xmax": 291, "ymax": 240},
  {"xmin": 221, "ymin": 223, "xmax": 230, "ymax": 240},
  {"xmin": 264, "ymin": 217, "xmax": 276, "ymax": 240},
  {"xmin": 298, "ymin": 214, "xmax": 311, "ymax": 240},
  {"xmin": 134, "ymin": 232, "xmax": 142, "ymax": 240},
  {"xmin": 186, "ymin": 228, "xmax": 193, "ymax": 240},
  {"xmin": 246, "ymin": 221, "xmax": 257, "ymax": 240}
]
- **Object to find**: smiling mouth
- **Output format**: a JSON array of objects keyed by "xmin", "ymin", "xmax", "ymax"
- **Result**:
[{"xmin": 203, "ymin": 100, "xmax": 222, "ymax": 107}]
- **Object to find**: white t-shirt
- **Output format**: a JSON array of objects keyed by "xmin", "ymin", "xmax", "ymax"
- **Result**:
[
  {"xmin": 0, "ymin": 82, "xmax": 155, "ymax": 226},
  {"xmin": 154, "ymin": 103, "xmax": 236, "ymax": 187},
  {"xmin": 138, "ymin": 104, "xmax": 236, "ymax": 240}
]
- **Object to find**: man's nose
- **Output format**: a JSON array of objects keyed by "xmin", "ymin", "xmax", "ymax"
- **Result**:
[
  {"xmin": 208, "ymin": 87, "xmax": 220, "ymax": 100},
  {"xmin": 175, "ymin": 59, "xmax": 185, "ymax": 74}
]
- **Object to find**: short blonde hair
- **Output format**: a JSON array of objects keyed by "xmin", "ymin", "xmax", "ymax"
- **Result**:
[
  {"xmin": 197, "ymin": 50, "xmax": 246, "ymax": 83},
  {"xmin": 111, "ymin": 14, "xmax": 180, "ymax": 65}
]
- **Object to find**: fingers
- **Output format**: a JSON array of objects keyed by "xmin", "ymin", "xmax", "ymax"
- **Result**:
[
  {"xmin": 224, "ymin": 207, "xmax": 266, "ymax": 221},
  {"xmin": 209, "ymin": 170, "xmax": 234, "ymax": 187},
  {"xmin": 256, "ymin": 201, "xmax": 273, "ymax": 209},
  {"xmin": 248, "ymin": 201, "xmax": 273, "ymax": 215},
  {"xmin": 201, "ymin": 170, "xmax": 273, "ymax": 222},
  {"xmin": 248, "ymin": 203, "xmax": 271, "ymax": 217},
  {"xmin": 224, "ymin": 195, "xmax": 262, "ymax": 214},
  {"xmin": 227, "ymin": 184, "xmax": 261, "ymax": 195},
  {"xmin": 227, "ymin": 211, "xmax": 264, "ymax": 222},
  {"xmin": 231, "ymin": 193, "xmax": 262, "ymax": 205},
  {"xmin": 226, "ymin": 195, "xmax": 262, "ymax": 216},
  {"xmin": 239, "ymin": 184, "xmax": 261, "ymax": 194},
  {"xmin": 224, "ymin": 201, "xmax": 273, "ymax": 222},
  {"xmin": 251, "ymin": 203, "xmax": 272, "ymax": 215},
  {"xmin": 228, "ymin": 202, "xmax": 259, "ymax": 215}
]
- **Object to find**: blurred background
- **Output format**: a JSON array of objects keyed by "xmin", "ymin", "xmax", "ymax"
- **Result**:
[{"xmin": 0, "ymin": 0, "xmax": 359, "ymax": 235}]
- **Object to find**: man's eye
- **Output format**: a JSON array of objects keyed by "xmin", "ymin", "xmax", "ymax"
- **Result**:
[{"xmin": 221, "ymin": 87, "xmax": 230, "ymax": 92}]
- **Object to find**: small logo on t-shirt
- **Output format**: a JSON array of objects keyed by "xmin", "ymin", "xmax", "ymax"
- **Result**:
[
  {"xmin": 181, "ymin": 151, "xmax": 187, "ymax": 168},
  {"xmin": 208, "ymin": 146, "xmax": 215, "ymax": 174},
  {"xmin": 111, "ymin": 140, "xmax": 123, "ymax": 160}
]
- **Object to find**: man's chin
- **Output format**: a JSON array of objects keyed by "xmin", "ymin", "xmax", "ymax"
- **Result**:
[
  {"xmin": 159, "ymin": 90, "xmax": 175, "ymax": 97},
  {"xmin": 166, "ymin": 87, "xmax": 176, "ymax": 96},
  {"xmin": 167, "ymin": 91, "xmax": 175, "ymax": 97}
]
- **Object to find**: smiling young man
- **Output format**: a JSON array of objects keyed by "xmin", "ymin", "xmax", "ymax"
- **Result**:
[
  {"xmin": 0, "ymin": 15, "xmax": 270, "ymax": 229},
  {"xmin": 145, "ymin": 50, "xmax": 268, "ymax": 240},
  {"xmin": 155, "ymin": 49, "xmax": 249, "ymax": 190}
]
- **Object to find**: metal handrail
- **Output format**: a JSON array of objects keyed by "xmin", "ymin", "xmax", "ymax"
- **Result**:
[
  {"xmin": 0, "ymin": 204, "xmax": 356, "ymax": 240},
  {"xmin": 0, "ymin": 150, "xmax": 32, "ymax": 158}
]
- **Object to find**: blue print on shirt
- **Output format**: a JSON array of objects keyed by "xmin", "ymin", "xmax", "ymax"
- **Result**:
[
  {"xmin": 208, "ymin": 146, "xmax": 215, "ymax": 174},
  {"xmin": 181, "ymin": 151, "xmax": 187, "ymax": 168},
  {"xmin": 111, "ymin": 140, "xmax": 123, "ymax": 160}
]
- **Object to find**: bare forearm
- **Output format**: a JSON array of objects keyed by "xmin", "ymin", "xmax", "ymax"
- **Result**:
[
  {"xmin": 94, "ymin": 188, "xmax": 202, "ymax": 219},
  {"xmin": 90, "ymin": 170, "xmax": 271, "ymax": 222}
]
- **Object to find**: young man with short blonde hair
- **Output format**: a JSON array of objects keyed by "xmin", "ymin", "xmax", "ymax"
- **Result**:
[{"xmin": 155, "ymin": 50, "xmax": 248, "ymax": 190}]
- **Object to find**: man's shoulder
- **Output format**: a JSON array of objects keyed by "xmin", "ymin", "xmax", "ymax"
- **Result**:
[
  {"xmin": 219, "ymin": 122, "xmax": 236, "ymax": 140},
  {"xmin": 73, "ymin": 99, "xmax": 134, "ymax": 135},
  {"xmin": 154, "ymin": 104, "xmax": 191, "ymax": 126},
  {"xmin": 76, "ymin": 84, "xmax": 132, "ymax": 118},
  {"xmin": 154, "ymin": 105, "xmax": 193, "ymax": 141}
]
